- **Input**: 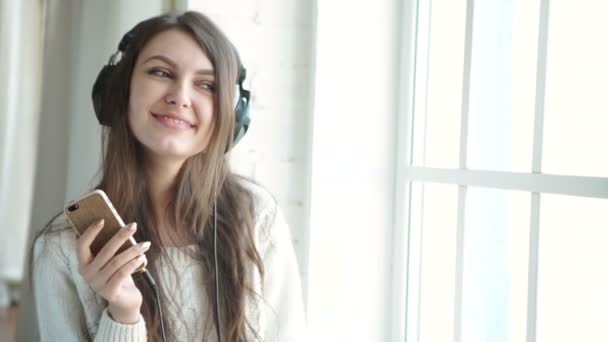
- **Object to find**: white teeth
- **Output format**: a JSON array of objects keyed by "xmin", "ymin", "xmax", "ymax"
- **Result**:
[
  {"xmin": 170, "ymin": 117, "xmax": 187, "ymax": 126},
  {"xmin": 161, "ymin": 115, "xmax": 190, "ymax": 127}
]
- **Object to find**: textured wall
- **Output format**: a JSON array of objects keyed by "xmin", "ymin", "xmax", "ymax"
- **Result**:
[{"xmin": 188, "ymin": 0, "xmax": 316, "ymax": 291}]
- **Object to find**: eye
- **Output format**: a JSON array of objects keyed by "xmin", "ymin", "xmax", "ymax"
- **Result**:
[
  {"xmin": 148, "ymin": 68, "xmax": 172, "ymax": 78},
  {"xmin": 196, "ymin": 81, "xmax": 216, "ymax": 92}
]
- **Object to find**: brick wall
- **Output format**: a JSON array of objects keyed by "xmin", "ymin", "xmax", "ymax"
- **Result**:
[{"xmin": 189, "ymin": 0, "xmax": 316, "ymax": 292}]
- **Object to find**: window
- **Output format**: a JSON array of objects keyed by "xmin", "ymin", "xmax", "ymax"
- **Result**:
[{"xmin": 398, "ymin": 1, "xmax": 608, "ymax": 341}]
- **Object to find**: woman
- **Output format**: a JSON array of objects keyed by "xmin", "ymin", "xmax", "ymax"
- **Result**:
[{"xmin": 31, "ymin": 11, "xmax": 306, "ymax": 342}]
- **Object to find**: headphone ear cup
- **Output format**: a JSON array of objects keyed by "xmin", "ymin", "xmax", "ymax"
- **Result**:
[
  {"xmin": 229, "ymin": 96, "xmax": 251, "ymax": 152},
  {"xmin": 91, "ymin": 64, "xmax": 115, "ymax": 126}
]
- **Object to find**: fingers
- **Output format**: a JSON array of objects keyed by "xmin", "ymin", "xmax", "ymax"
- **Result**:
[
  {"xmin": 98, "ymin": 241, "xmax": 151, "ymax": 281},
  {"xmin": 88, "ymin": 222, "xmax": 137, "ymax": 270},
  {"xmin": 76, "ymin": 219, "xmax": 105, "ymax": 267},
  {"xmin": 74, "ymin": 219, "xmax": 145, "ymax": 314},
  {"xmin": 105, "ymin": 254, "xmax": 148, "ymax": 291}
]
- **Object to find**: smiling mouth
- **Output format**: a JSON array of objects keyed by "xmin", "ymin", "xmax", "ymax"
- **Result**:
[{"xmin": 151, "ymin": 113, "xmax": 196, "ymax": 130}]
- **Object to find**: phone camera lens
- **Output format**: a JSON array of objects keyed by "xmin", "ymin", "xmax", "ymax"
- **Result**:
[{"xmin": 67, "ymin": 204, "xmax": 80, "ymax": 212}]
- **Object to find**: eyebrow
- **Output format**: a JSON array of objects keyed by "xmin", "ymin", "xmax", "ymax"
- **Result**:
[{"xmin": 142, "ymin": 55, "xmax": 215, "ymax": 76}]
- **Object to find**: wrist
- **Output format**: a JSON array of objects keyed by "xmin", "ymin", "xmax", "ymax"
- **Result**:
[{"xmin": 107, "ymin": 305, "xmax": 141, "ymax": 325}]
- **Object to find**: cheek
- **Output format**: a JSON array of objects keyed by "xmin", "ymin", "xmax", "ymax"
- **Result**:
[
  {"xmin": 129, "ymin": 80, "xmax": 153, "ymax": 114},
  {"xmin": 128, "ymin": 78, "xmax": 143, "ymax": 118},
  {"xmin": 192, "ymin": 101, "xmax": 216, "ymax": 149},
  {"xmin": 194, "ymin": 99, "xmax": 215, "ymax": 130},
  {"xmin": 127, "ymin": 78, "xmax": 157, "ymax": 135},
  {"xmin": 129, "ymin": 71, "xmax": 169, "ymax": 109},
  {"xmin": 127, "ymin": 95, "xmax": 144, "ymax": 134}
]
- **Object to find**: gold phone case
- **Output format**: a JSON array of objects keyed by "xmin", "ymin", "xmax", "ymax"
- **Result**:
[{"xmin": 64, "ymin": 190, "xmax": 145, "ymax": 270}]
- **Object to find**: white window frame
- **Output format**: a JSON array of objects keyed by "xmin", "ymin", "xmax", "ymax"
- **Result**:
[{"xmin": 391, "ymin": 0, "xmax": 608, "ymax": 341}]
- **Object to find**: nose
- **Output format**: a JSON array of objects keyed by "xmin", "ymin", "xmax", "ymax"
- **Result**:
[{"xmin": 165, "ymin": 82, "xmax": 191, "ymax": 108}]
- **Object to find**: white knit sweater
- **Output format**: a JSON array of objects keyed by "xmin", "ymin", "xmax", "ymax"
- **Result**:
[{"xmin": 32, "ymin": 183, "xmax": 306, "ymax": 341}]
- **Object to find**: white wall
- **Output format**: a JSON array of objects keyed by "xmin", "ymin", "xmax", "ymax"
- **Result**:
[
  {"xmin": 186, "ymin": 0, "xmax": 316, "ymax": 297},
  {"xmin": 306, "ymin": 0, "xmax": 402, "ymax": 340},
  {"xmin": 182, "ymin": 4, "xmax": 405, "ymax": 340}
]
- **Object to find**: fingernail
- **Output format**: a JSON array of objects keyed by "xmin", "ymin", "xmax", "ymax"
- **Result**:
[
  {"xmin": 139, "ymin": 241, "xmax": 151, "ymax": 250},
  {"xmin": 96, "ymin": 219, "xmax": 105, "ymax": 227},
  {"xmin": 127, "ymin": 223, "xmax": 137, "ymax": 231}
]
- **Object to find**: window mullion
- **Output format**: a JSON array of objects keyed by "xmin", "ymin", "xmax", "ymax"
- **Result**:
[
  {"xmin": 532, "ymin": 0, "xmax": 550, "ymax": 174},
  {"xmin": 391, "ymin": 0, "xmax": 420, "ymax": 339},
  {"xmin": 527, "ymin": 0, "xmax": 551, "ymax": 341},
  {"xmin": 453, "ymin": 0, "xmax": 475, "ymax": 341},
  {"xmin": 527, "ymin": 193, "xmax": 542, "ymax": 342}
]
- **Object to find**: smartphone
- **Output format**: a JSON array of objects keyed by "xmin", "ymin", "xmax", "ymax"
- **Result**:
[{"xmin": 64, "ymin": 189, "xmax": 145, "ymax": 270}]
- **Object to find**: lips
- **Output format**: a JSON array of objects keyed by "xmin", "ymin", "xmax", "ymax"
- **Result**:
[{"xmin": 151, "ymin": 112, "xmax": 196, "ymax": 130}]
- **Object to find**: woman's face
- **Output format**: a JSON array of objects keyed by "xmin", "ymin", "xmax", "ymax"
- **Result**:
[{"xmin": 128, "ymin": 28, "xmax": 216, "ymax": 163}]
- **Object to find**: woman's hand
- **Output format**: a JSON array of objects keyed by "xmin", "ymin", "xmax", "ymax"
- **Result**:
[{"xmin": 76, "ymin": 219, "xmax": 151, "ymax": 324}]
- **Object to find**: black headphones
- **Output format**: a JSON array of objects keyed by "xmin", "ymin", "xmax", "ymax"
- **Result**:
[{"xmin": 91, "ymin": 29, "xmax": 252, "ymax": 151}]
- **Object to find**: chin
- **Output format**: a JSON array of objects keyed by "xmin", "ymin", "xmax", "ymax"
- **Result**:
[
  {"xmin": 146, "ymin": 142, "xmax": 197, "ymax": 161},
  {"xmin": 161, "ymin": 150, "xmax": 192, "ymax": 160}
]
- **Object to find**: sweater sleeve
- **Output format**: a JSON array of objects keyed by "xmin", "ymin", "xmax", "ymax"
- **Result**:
[
  {"xmin": 259, "ymin": 205, "xmax": 308, "ymax": 342},
  {"xmin": 32, "ymin": 233, "xmax": 147, "ymax": 342},
  {"xmin": 95, "ymin": 308, "xmax": 147, "ymax": 341}
]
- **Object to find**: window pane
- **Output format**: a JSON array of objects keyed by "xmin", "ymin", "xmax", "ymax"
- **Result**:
[
  {"xmin": 462, "ymin": 187, "xmax": 530, "ymax": 342},
  {"xmin": 542, "ymin": 1, "xmax": 608, "ymax": 177},
  {"xmin": 466, "ymin": 0, "xmax": 538, "ymax": 172},
  {"xmin": 537, "ymin": 195, "xmax": 608, "ymax": 342},
  {"xmin": 412, "ymin": 0, "xmax": 466, "ymax": 168},
  {"xmin": 413, "ymin": 183, "xmax": 458, "ymax": 342}
]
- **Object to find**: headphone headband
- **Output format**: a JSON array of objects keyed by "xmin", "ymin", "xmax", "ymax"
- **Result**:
[{"xmin": 118, "ymin": 31, "xmax": 135, "ymax": 52}]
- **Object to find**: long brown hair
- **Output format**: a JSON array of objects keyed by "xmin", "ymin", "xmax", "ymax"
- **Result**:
[{"xmin": 34, "ymin": 11, "xmax": 264, "ymax": 342}]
